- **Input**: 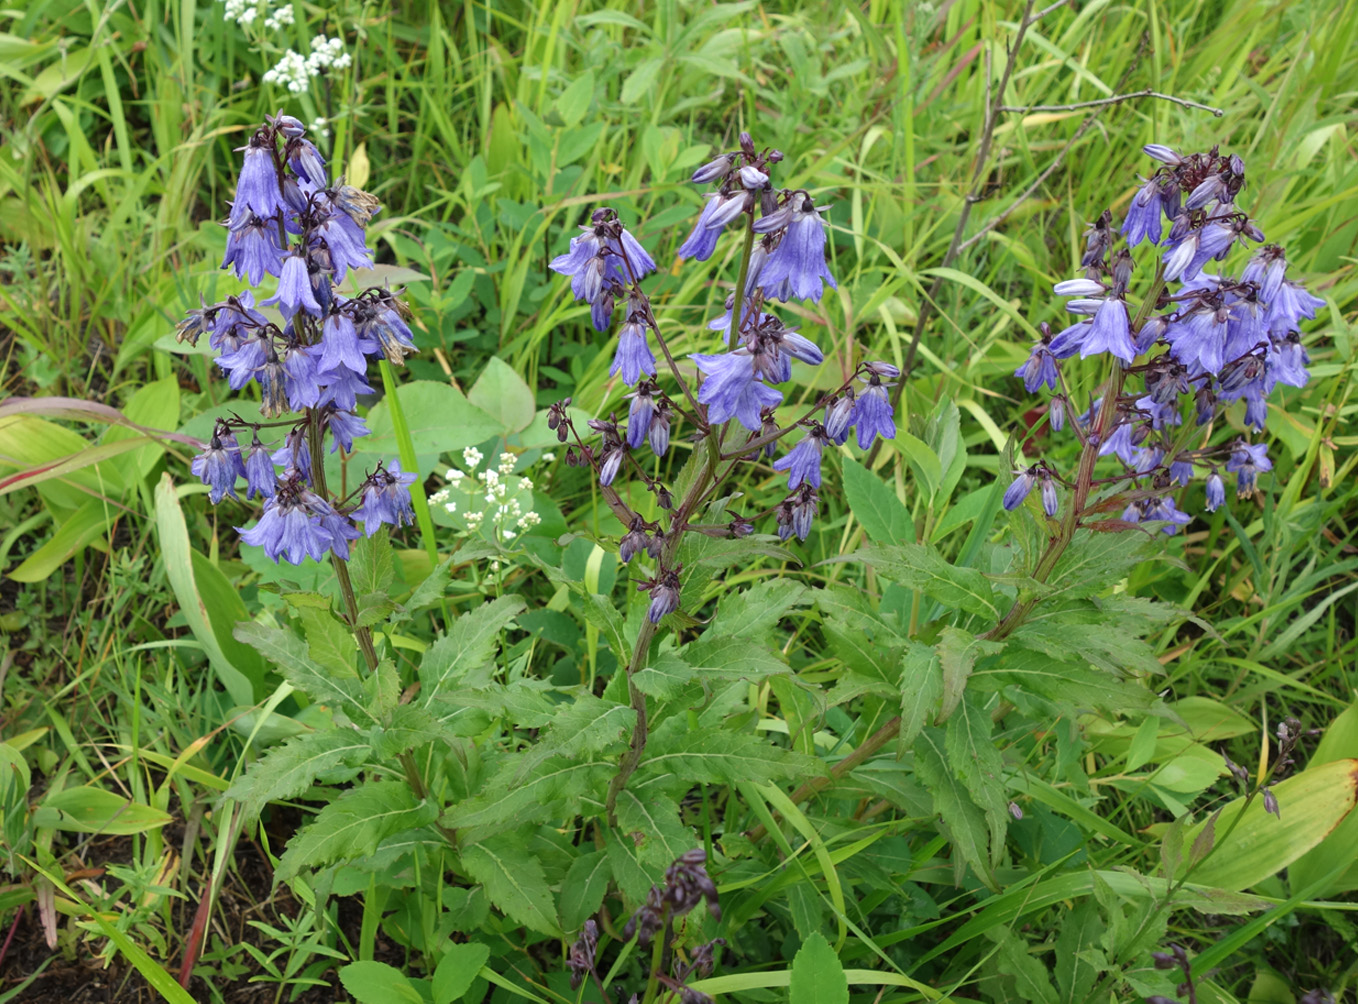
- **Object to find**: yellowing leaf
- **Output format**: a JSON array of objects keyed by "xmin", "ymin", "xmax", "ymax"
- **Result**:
[{"xmin": 1177, "ymin": 759, "xmax": 1358, "ymax": 891}]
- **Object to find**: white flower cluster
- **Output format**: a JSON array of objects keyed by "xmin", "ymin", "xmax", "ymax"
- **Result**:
[
  {"xmin": 429, "ymin": 448, "xmax": 543, "ymax": 542},
  {"xmin": 261, "ymin": 34, "xmax": 352, "ymax": 94},
  {"xmin": 219, "ymin": 0, "xmax": 293, "ymax": 30}
]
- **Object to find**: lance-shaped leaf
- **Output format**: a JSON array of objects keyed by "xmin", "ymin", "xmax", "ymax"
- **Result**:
[
  {"xmin": 852, "ymin": 543, "xmax": 999, "ymax": 619},
  {"xmin": 419, "ymin": 596, "xmax": 526, "ymax": 704},
  {"xmin": 461, "ymin": 840, "xmax": 561, "ymax": 937},
  {"xmin": 277, "ymin": 781, "xmax": 437, "ymax": 879},
  {"xmin": 226, "ymin": 731, "xmax": 372, "ymax": 818}
]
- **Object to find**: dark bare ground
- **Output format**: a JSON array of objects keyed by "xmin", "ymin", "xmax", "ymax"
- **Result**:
[{"xmin": 0, "ymin": 809, "xmax": 407, "ymax": 1004}]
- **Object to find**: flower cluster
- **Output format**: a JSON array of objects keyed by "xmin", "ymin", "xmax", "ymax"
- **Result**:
[
  {"xmin": 428, "ymin": 447, "xmax": 544, "ymax": 542},
  {"xmin": 261, "ymin": 34, "xmax": 353, "ymax": 93},
  {"xmin": 219, "ymin": 0, "xmax": 292, "ymax": 29},
  {"xmin": 1007, "ymin": 144, "xmax": 1323, "ymax": 532},
  {"xmin": 549, "ymin": 133, "xmax": 901, "ymax": 623},
  {"xmin": 177, "ymin": 113, "xmax": 417, "ymax": 563}
]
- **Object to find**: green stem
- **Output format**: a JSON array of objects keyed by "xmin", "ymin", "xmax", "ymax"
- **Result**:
[
  {"xmin": 605, "ymin": 449, "xmax": 718, "ymax": 824},
  {"xmin": 307, "ymin": 408, "xmax": 380, "ymax": 673},
  {"xmin": 640, "ymin": 921, "xmax": 668, "ymax": 1004},
  {"xmin": 726, "ymin": 212, "xmax": 756, "ymax": 351},
  {"xmin": 984, "ymin": 265, "xmax": 1169, "ymax": 642}
]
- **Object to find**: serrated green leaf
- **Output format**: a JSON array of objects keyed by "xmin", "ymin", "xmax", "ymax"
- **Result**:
[
  {"xmin": 461, "ymin": 841, "xmax": 561, "ymax": 936},
  {"xmin": 296, "ymin": 606, "xmax": 358, "ymax": 679},
  {"xmin": 277, "ymin": 781, "xmax": 436, "ymax": 879},
  {"xmin": 990, "ymin": 929, "xmax": 1058, "ymax": 1004},
  {"xmin": 1046, "ymin": 529, "xmax": 1156, "ymax": 599},
  {"xmin": 946, "ymin": 693, "xmax": 1008, "ymax": 867},
  {"xmin": 234, "ymin": 622, "xmax": 374, "ymax": 724},
  {"xmin": 708, "ymin": 579, "xmax": 808, "ymax": 638},
  {"xmin": 637, "ymin": 722, "xmax": 822, "ymax": 786},
  {"xmin": 559, "ymin": 851, "xmax": 612, "ymax": 932},
  {"xmin": 633, "ymin": 652, "xmax": 697, "ymax": 699},
  {"xmin": 937, "ymin": 626, "xmax": 1001, "ymax": 721},
  {"xmin": 225, "ymin": 731, "xmax": 371, "ymax": 819},
  {"xmin": 899, "ymin": 642, "xmax": 942, "ymax": 752},
  {"xmin": 842, "ymin": 456, "xmax": 914, "ymax": 545},
  {"xmin": 348, "ymin": 528, "xmax": 396, "ymax": 596},
  {"xmin": 854, "ymin": 544, "xmax": 999, "ymax": 619},
  {"xmin": 1053, "ymin": 900, "xmax": 1105, "ymax": 1004},
  {"xmin": 790, "ymin": 932, "xmax": 847, "ymax": 1004},
  {"xmin": 419, "ymin": 596, "xmax": 526, "ymax": 703},
  {"xmin": 339, "ymin": 961, "xmax": 423, "ymax": 1004},
  {"xmin": 405, "ymin": 556, "xmax": 453, "ymax": 613},
  {"xmin": 372, "ymin": 705, "xmax": 454, "ymax": 759},
  {"xmin": 972, "ymin": 646, "xmax": 1153, "ymax": 717},
  {"xmin": 683, "ymin": 634, "xmax": 789, "ymax": 677},
  {"xmin": 914, "ymin": 729, "xmax": 994, "ymax": 888},
  {"xmin": 443, "ymin": 758, "xmax": 612, "ymax": 830},
  {"xmin": 577, "ymin": 591, "xmax": 629, "ymax": 661},
  {"xmin": 615, "ymin": 790, "xmax": 694, "ymax": 874},
  {"xmin": 606, "ymin": 827, "xmax": 654, "ymax": 902}
]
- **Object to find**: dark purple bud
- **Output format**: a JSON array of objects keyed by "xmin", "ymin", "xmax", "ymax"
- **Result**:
[
  {"xmin": 1262, "ymin": 787, "xmax": 1280, "ymax": 818},
  {"xmin": 691, "ymin": 154, "xmax": 735, "ymax": 185}
]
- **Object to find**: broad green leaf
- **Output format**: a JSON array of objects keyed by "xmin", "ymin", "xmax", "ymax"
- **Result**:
[
  {"xmin": 842, "ymin": 456, "xmax": 914, "ymax": 546},
  {"xmin": 419, "ymin": 596, "xmax": 526, "ymax": 704},
  {"xmin": 468, "ymin": 357, "xmax": 536, "ymax": 434},
  {"xmin": 854, "ymin": 544, "xmax": 999, "ymax": 619},
  {"xmin": 925, "ymin": 399, "xmax": 966, "ymax": 506},
  {"xmin": 349, "ymin": 528, "xmax": 396, "ymax": 596},
  {"xmin": 296, "ymin": 606, "xmax": 359, "ymax": 679},
  {"xmin": 339, "ymin": 962, "xmax": 423, "ymax": 1004},
  {"xmin": 615, "ymin": 790, "xmax": 694, "ymax": 874},
  {"xmin": 32, "ymin": 787, "xmax": 171, "ymax": 835},
  {"xmin": 633, "ymin": 653, "xmax": 698, "ymax": 699},
  {"xmin": 433, "ymin": 942, "xmax": 492, "ymax": 1004},
  {"xmin": 559, "ymin": 851, "xmax": 612, "ymax": 932},
  {"xmin": 462, "ymin": 841, "xmax": 561, "ymax": 936},
  {"xmin": 0, "ymin": 413, "xmax": 125, "ymax": 511},
  {"xmin": 790, "ymin": 933, "xmax": 847, "ymax": 1004},
  {"xmin": 1292, "ymin": 702, "xmax": 1358, "ymax": 894},
  {"xmin": 278, "ymin": 781, "xmax": 436, "ymax": 879},
  {"xmin": 234, "ymin": 621, "xmax": 373, "ymax": 725},
  {"xmin": 889, "ymin": 430, "xmax": 941, "ymax": 497},
  {"xmin": 1054, "ymin": 900, "xmax": 1105, "ymax": 1004},
  {"xmin": 371, "ymin": 705, "xmax": 456, "ymax": 759},
  {"xmin": 102, "ymin": 375, "xmax": 179, "ymax": 480},
  {"xmin": 973, "ymin": 646, "xmax": 1153, "ymax": 717},
  {"xmin": 1046, "ymin": 529, "xmax": 1156, "ymax": 599},
  {"xmin": 708, "ymin": 579, "xmax": 809, "ymax": 638},
  {"xmin": 1177, "ymin": 758, "xmax": 1358, "ymax": 891},
  {"xmin": 683, "ymin": 634, "xmax": 789, "ymax": 677},
  {"xmin": 606, "ymin": 827, "xmax": 655, "ymax": 903},
  {"xmin": 555, "ymin": 69, "xmax": 594, "ymax": 127},
  {"xmin": 225, "ymin": 731, "xmax": 371, "ymax": 819},
  {"xmin": 357, "ymin": 380, "xmax": 504, "ymax": 462}
]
